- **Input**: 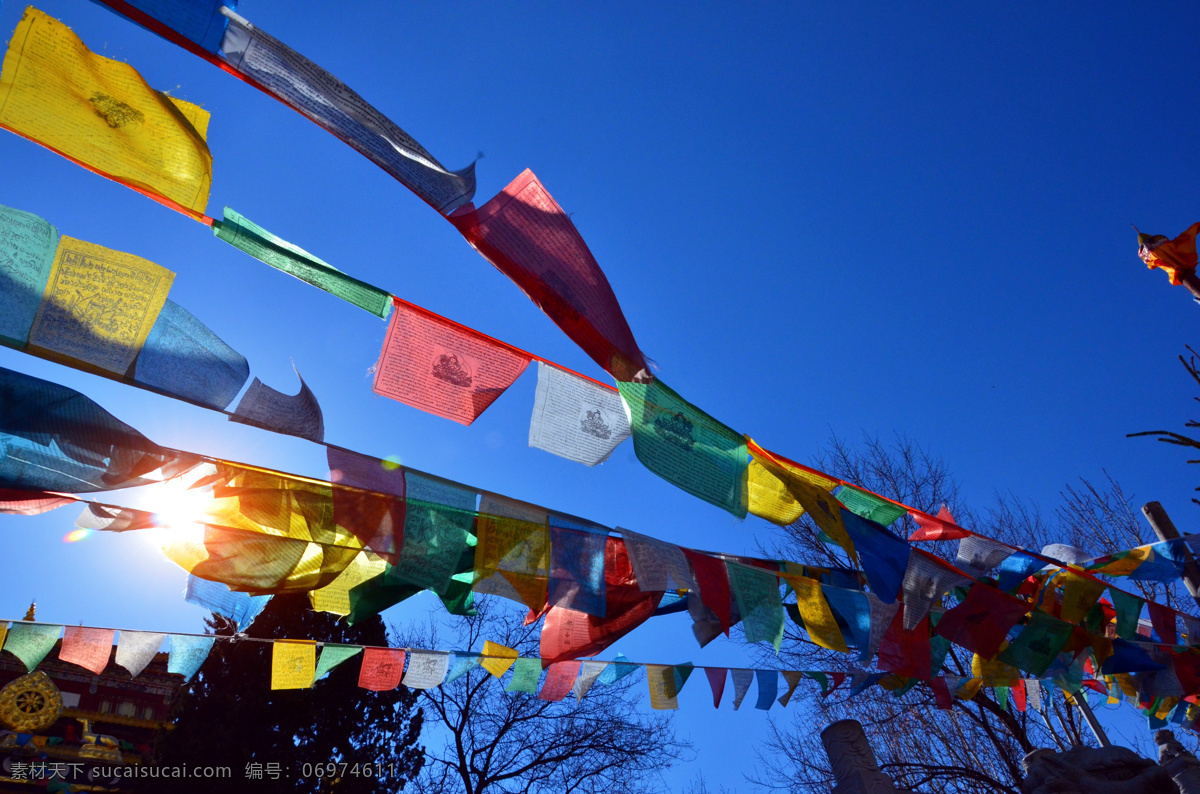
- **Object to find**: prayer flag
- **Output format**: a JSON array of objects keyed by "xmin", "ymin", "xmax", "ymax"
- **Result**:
[
  {"xmin": 27, "ymin": 235, "xmax": 173, "ymax": 377},
  {"xmin": 219, "ymin": 10, "xmax": 475, "ymax": 214},
  {"xmin": 231, "ymin": 371, "xmax": 325, "ymax": 443},
  {"xmin": 901, "ymin": 551, "xmax": 969, "ymax": 629},
  {"xmin": 327, "ymin": 446, "xmax": 406, "ymax": 561},
  {"xmin": 0, "ymin": 7, "xmax": 212, "ymax": 216},
  {"xmin": 997, "ymin": 611, "xmax": 1072, "ymax": 677},
  {"xmin": 934, "ymin": 584, "xmax": 1029, "ymax": 659},
  {"xmin": 313, "ymin": 644, "xmax": 361, "ymax": 681},
  {"xmin": 822, "ymin": 586, "xmax": 872, "ymax": 661},
  {"xmin": 539, "ymin": 661, "xmax": 581, "ymax": 702},
  {"xmin": 528, "ymin": 362, "xmax": 631, "ymax": 466},
  {"xmin": 835, "ymin": 485, "xmax": 906, "ymax": 527},
  {"xmin": 548, "ymin": 517, "xmax": 608, "ymax": 617},
  {"xmin": 784, "ymin": 575, "xmax": 847, "ymax": 653},
  {"xmin": 114, "ymin": 631, "xmax": 165, "ymax": 678},
  {"xmin": 620, "ymin": 527, "xmax": 695, "ymax": 592},
  {"xmin": 480, "ymin": 641, "xmax": 519, "ymax": 678},
  {"xmin": 841, "ymin": 508, "xmax": 910, "ymax": 604},
  {"xmin": 168, "ymin": 634, "xmax": 213, "ymax": 681},
  {"xmin": 996, "ymin": 552, "xmax": 1044, "ymax": 592},
  {"xmin": 730, "ymin": 668, "xmax": 754, "ymax": 710},
  {"xmin": 647, "ymin": 664, "xmax": 679, "ymax": 710},
  {"xmin": 746, "ymin": 443, "xmax": 853, "ymax": 557},
  {"xmin": 955, "ymin": 535, "xmax": 1014, "ymax": 576},
  {"xmin": 619, "ymin": 379, "xmax": 748, "ymax": 517},
  {"xmin": 0, "ymin": 489, "xmax": 75, "ymax": 515},
  {"xmin": 930, "ymin": 677, "xmax": 952, "ymax": 709},
  {"xmin": 876, "ymin": 611, "xmax": 932, "ymax": 679},
  {"xmin": 1182, "ymin": 614, "xmax": 1200, "ymax": 647},
  {"xmin": 572, "ymin": 661, "xmax": 608, "ymax": 701},
  {"xmin": 505, "ymin": 657, "xmax": 541, "ymax": 693},
  {"xmin": 1138, "ymin": 223, "xmax": 1200, "ymax": 286},
  {"xmin": 374, "ymin": 300, "xmax": 530, "ymax": 425},
  {"xmin": 185, "ymin": 575, "xmax": 270, "ymax": 630},
  {"xmin": 683, "ymin": 549, "xmax": 732, "ymax": 636},
  {"xmin": 271, "ymin": 640, "xmax": 316, "ymax": 690},
  {"xmin": 445, "ymin": 653, "xmax": 480, "ymax": 683},
  {"xmin": 1149, "ymin": 601, "xmax": 1178, "ymax": 645},
  {"xmin": 309, "ymin": 552, "xmax": 388, "ymax": 616},
  {"xmin": 386, "ymin": 471, "xmax": 475, "ymax": 594},
  {"xmin": 75, "ymin": 503, "xmax": 155, "ymax": 532},
  {"xmin": 61, "ymin": 626, "xmax": 112, "ymax": 674},
  {"xmin": 778, "ymin": 670, "xmax": 805, "ymax": 707},
  {"xmin": 596, "ymin": 653, "xmax": 638, "ymax": 685},
  {"xmin": 474, "ymin": 495, "xmax": 549, "ymax": 612},
  {"xmin": 1057, "ymin": 571, "xmax": 1105, "ymax": 624},
  {"xmin": 705, "ymin": 667, "xmax": 727, "ymax": 707},
  {"xmin": 358, "ymin": 648, "xmax": 405, "ymax": 691},
  {"xmin": 402, "ymin": 650, "xmax": 450, "ymax": 690},
  {"xmin": 91, "ymin": 0, "xmax": 234, "ymax": 52},
  {"xmin": 728, "ymin": 562, "xmax": 784, "ymax": 650},
  {"xmin": 909, "ymin": 505, "xmax": 969, "ymax": 541},
  {"xmin": 213, "ymin": 208, "xmax": 391, "ymax": 318},
  {"xmin": 135, "ymin": 299, "xmax": 250, "ymax": 410},
  {"xmin": 450, "ymin": 169, "xmax": 646, "ymax": 380},
  {"xmin": 0, "ymin": 204, "xmax": 57, "ymax": 346},
  {"xmin": 755, "ymin": 670, "xmax": 778, "ymax": 711}
]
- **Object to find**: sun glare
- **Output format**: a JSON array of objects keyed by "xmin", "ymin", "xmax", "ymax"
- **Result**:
[{"xmin": 140, "ymin": 478, "xmax": 215, "ymax": 548}]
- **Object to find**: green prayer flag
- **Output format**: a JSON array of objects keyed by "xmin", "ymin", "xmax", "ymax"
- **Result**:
[
  {"xmin": 3, "ymin": 622, "xmax": 63, "ymax": 671},
  {"xmin": 213, "ymin": 207, "xmax": 392, "ymax": 318},
  {"xmin": 835, "ymin": 485, "xmax": 907, "ymax": 527},
  {"xmin": 314, "ymin": 644, "xmax": 362, "ymax": 681},
  {"xmin": 617, "ymin": 378, "xmax": 748, "ymax": 517},
  {"xmin": 995, "ymin": 686, "xmax": 1010, "ymax": 711},
  {"xmin": 997, "ymin": 611, "xmax": 1072, "ymax": 677},
  {"xmin": 1109, "ymin": 586, "xmax": 1144, "ymax": 640},
  {"xmin": 728, "ymin": 563, "xmax": 784, "ymax": 650},
  {"xmin": 673, "ymin": 662, "xmax": 695, "ymax": 694},
  {"xmin": 505, "ymin": 657, "xmax": 542, "ymax": 693}
]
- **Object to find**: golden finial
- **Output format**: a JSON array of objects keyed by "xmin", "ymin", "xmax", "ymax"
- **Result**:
[{"xmin": 23, "ymin": 601, "xmax": 35, "ymax": 621}]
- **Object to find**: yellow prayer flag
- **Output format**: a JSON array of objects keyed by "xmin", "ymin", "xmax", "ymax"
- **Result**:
[
  {"xmin": 972, "ymin": 652, "xmax": 1020, "ymax": 686},
  {"xmin": 646, "ymin": 664, "xmax": 678, "ymax": 710},
  {"xmin": 782, "ymin": 574, "xmax": 848, "ymax": 653},
  {"xmin": 473, "ymin": 498, "xmax": 549, "ymax": 613},
  {"xmin": 480, "ymin": 640, "xmax": 518, "ymax": 678},
  {"xmin": 0, "ymin": 624, "xmax": 7, "ymax": 654},
  {"xmin": 0, "ymin": 7, "xmax": 212, "ymax": 217},
  {"xmin": 1113, "ymin": 673, "xmax": 1137, "ymax": 698},
  {"xmin": 309, "ymin": 551, "xmax": 387, "ymax": 615},
  {"xmin": 1056, "ymin": 570, "xmax": 1105, "ymax": 624},
  {"xmin": 1104, "ymin": 676, "xmax": 1121, "ymax": 705},
  {"xmin": 1156, "ymin": 697, "xmax": 1179, "ymax": 720},
  {"xmin": 1089, "ymin": 546, "xmax": 1152, "ymax": 577},
  {"xmin": 746, "ymin": 440, "xmax": 855, "ymax": 560},
  {"xmin": 271, "ymin": 640, "xmax": 316, "ymax": 690},
  {"xmin": 27, "ymin": 235, "xmax": 173, "ymax": 375},
  {"xmin": 955, "ymin": 677, "xmax": 984, "ymax": 700}
]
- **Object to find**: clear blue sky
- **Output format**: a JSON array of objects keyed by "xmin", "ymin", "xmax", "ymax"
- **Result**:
[{"xmin": 1, "ymin": 0, "xmax": 1198, "ymax": 788}]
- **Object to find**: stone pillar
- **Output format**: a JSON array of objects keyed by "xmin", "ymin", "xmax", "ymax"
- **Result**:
[
  {"xmin": 820, "ymin": 719, "xmax": 902, "ymax": 793},
  {"xmin": 1156, "ymin": 729, "xmax": 1200, "ymax": 794}
]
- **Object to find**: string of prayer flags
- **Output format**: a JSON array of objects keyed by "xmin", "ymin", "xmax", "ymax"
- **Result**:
[
  {"xmin": 0, "ymin": 7, "xmax": 213, "ymax": 217},
  {"xmin": 955, "ymin": 535, "xmax": 1014, "ymax": 577},
  {"xmin": 114, "ymin": 631, "xmax": 166, "ymax": 678},
  {"xmin": 998, "ymin": 611, "xmax": 1073, "ymax": 677},
  {"xmin": 540, "ymin": 538, "xmax": 663, "ymax": 664},
  {"xmin": 167, "ymin": 634, "xmax": 214, "ymax": 681},
  {"xmin": 314, "ymin": 644, "xmax": 361, "ymax": 681},
  {"xmin": 449, "ymin": 169, "xmax": 647, "ymax": 381},
  {"xmin": 1137, "ymin": 223, "xmax": 1200, "ymax": 286},
  {"xmin": 184, "ymin": 575, "xmax": 270, "ymax": 630},
  {"xmin": 480, "ymin": 641, "xmax": 519, "ymax": 678},
  {"xmin": 901, "ymin": 551, "xmax": 970, "ymax": 629},
  {"xmin": 231, "ymin": 371, "xmax": 326, "ymax": 443},
  {"xmin": 271, "ymin": 640, "xmax": 317, "ymax": 690},
  {"xmin": 572, "ymin": 661, "xmax": 607, "ymax": 702},
  {"xmin": 934, "ymin": 584, "xmax": 1030, "ymax": 659},
  {"xmin": 840, "ymin": 509, "xmax": 910, "ymax": 604},
  {"xmin": 909, "ymin": 505, "xmax": 970, "ymax": 541},
  {"xmin": 0, "ymin": 366, "xmax": 196, "ymax": 493},
  {"xmin": 505, "ymin": 657, "xmax": 541, "ymax": 693},
  {"xmin": 835, "ymin": 485, "xmax": 906, "ymax": 527},
  {"xmin": 0, "ymin": 204, "xmax": 57, "ymax": 347},
  {"xmin": 358, "ymin": 647, "xmax": 405, "ymax": 691},
  {"xmin": 373, "ymin": 299, "xmax": 531, "ymax": 425},
  {"xmin": 705, "ymin": 667, "xmax": 727, "ymax": 707},
  {"xmin": 473, "ymin": 495, "xmax": 549, "ymax": 612},
  {"xmin": 528, "ymin": 362, "xmax": 631, "ymax": 466},
  {"xmin": 729, "ymin": 563, "xmax": 785, "ymax": 650},
  {"xmin": 135, "ymin": 300, "xmax": 250, "ymax": 410},
  {"xmin": 403, "ymin": 650, "xmax": 450, "ymax": 690},
  {"xmin": 90, "ymin": 0, "xmax": 234, "ymax": 53},
  {"xmin": 618, "ymin": 379, "xmax": 748, "ymax": 517},
  {"xmin": 539, "ymin": 661, "xmax": 582, "ymax": 702},
  {"xmin": 59, "ymin": 626, "xmax": 114, "ymax": 674},
  {"xmin": 755, "ymin": 670, "xmax": 778, "ymax": 711},
  {"xmin": 2, "ymin": 622, "xmax": 62, "ymax": 671},
  {"xmin": 218, "ymin": 9, "xmax": 475, "ymax": 215},
  {"xmin": 730, "ymin": 668, "xmax": 754, "ymax": 710},
  {"xmin": 0, "ymin": 488, "xmax": 76, "ymax": 515},
  {"xmin": 212, "ymin": 208, "xmax": 392, "ymax": 318},
  {"xmin": 783, "ymin": 575, "xmax": 848, "ymax": 653}
]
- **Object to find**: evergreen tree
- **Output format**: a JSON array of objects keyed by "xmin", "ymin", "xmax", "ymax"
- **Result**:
[{"xmin": 138, "ymin": 594, "xmax": 423, "ymax": 793}]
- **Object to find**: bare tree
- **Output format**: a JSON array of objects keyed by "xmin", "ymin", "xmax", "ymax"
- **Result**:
[
  {"xmin": 394, "ymin": 599, "xmax": 691, "ymax": 794},
  {"xmin": 749, "ymin": 434, "xmax": 1119, "ymax": 794},
  {"xmin": 1129, "ymin": 344, "xmax": 1200, "ymax": 506}
]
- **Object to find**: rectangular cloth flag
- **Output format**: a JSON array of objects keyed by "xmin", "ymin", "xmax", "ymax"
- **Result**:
[
  {"xmin": 901, "ymin": 551, "xmax": 969, "ymax": 629},
  {"xmin": 114, "ymin": 631, "xmax": 165, "ymax": 678},
  {"xmin": 539, "ymin": 661, "xmax": 581, "ymax": 702},
  {"xmin": 728, "ymin": 563, "xmax": 784, "ymax": 650},
  {"xmin": 480, "ymin": 641, "xmax": 518, "ymax": 678},
  {"xmin": 619, "ymin": 379, "xmax": 748, "ymax": 517},
  {"xmin": 683, "ymin": 549, "xmax": 732, "ymax": 636},
  {"xmin": 167, "ymin": 634, "xmax": 214, "ymax": 681},
  {"xmin": 60, "ymin": 626, "xmax": 113, "ymax": 674},
  {"xmin": 784, "ymin": 576, "xmax": 848, "ymax": 653},
  {"xmin": 730, "ymin": 668, "xmax": 754, "ymax": 710},
  {"xmin": 271, "ymin": 640, "xmax": 316, "ymax": 690},
  {"xmin": 134, "ymin": 299, "xmax": 250, "ymax": 410},
  {"xmin": 473, "ymin": 494, "xmax": 549, "ymax": 612},
  {"xmin": 314, "ymin": 644, "xmax": 361, "ymax": 681},
  {"xmin": 402, "ymin": 650, "xmax": 450, "ymax": 690},
  {"xmin": 998, "ymin": 611, "xmax": 1073, "ymax": 677},
  {"xmin": 230, "ymin": 371, "xmax": 325, "ymax": 443},
  {"xmin": 90, "ymin": 0, "xmax": 235, "ymax": 53},
  {"xmin": 647, "ymin": 664, "xmax": 680, "ymax": 710},
  {"xmin": 185, "ymin": 575, "xmax": 270, "ymax": 630},
  {"xmin": 755, "ymin": 670, "xmax": 778, "ymax": 711},
  {"xmin": 620, "ymin": 527, "xmax": 695, "ymax": 592},
  {"xmin": 3, "ymin": 623, "xmax": 61, "ymax": 671},
  {"xmin": 505, "ymin": 657, "xmax": 541, "ymax": 693},
  {"xmin": 548, "ymin": 517, "xmax": 608, "ymax": 617},
  {"xmin": 841, "ymin": 509, "xmax": 910, "ymax": 604},
  {"xmin": 0, "ymin": 488, "xmax": 75, "ymax": 515},
  {"xmin": 358, "ymin": 648, "xmax": 405, "ymax": 691},
  {"xmin": 27, "ymin": 235, "xmax": 174, "ymax": 377},
  {"xmin": 0, "ymin": 204, "xmax": 57, "ymax": 347},
  {"xmin": 213, "ymin": 208, "xmax": 392, "ymax": 318},
  {"xmin": 449, "ymin": 169, "xmax": 647, "ymax": 381},
  {"xmin": 835, "ymin": 485, "xmax": 907, "ymax": 527},
  {"xmin": 373, "ymin": 299, "xmax": 531, "ymax": 425},
  {"xmin": 327, "ymin": 446, "xmax": 407, "ymax": 561},
  {"xmin": 387, "ymin": 471, "xmax": 475, "ymax": 594},
  {"xmin": 934, "ymin": 583, "xmax": 1029, "ymax": 659},
  {"xmin": 219, "ymin": 9, "xmax": 475, "ymax": 214},
  {"xmin": 309, "ymin": 552, "xmax": 388, "ymax": 616},
  {"xmin": 746, "ymin": 441, "xmax": 853, "ymax": 558},
  {"xmin": 528, "ymin": 362, "xmax": 631, "ymax": 466},
  {"xmin": 0, "ymin": 7, "xmax": 212, "ymax": 216}
]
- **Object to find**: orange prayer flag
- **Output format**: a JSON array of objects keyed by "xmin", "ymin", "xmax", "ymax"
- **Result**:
[
  {"xmin": 1138, "ymin": 222, "xmax": 1200, "ymax": 285},
  {"xmin": 358, "ymin": 647, "xmax": 405, "ymax": 691}
]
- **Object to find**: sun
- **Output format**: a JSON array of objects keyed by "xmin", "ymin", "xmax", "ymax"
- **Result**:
[{"xmin": 138, "ymin": 475, "xmax": 216, "ymax": 549}]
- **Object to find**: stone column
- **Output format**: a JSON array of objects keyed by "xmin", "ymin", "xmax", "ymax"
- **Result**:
[
  {"xmin": 1156, "ymin": 729, "xmax": 1200, "ymax": 794},
  {"xmin": 821, "ymin": 719, "xmax": 903, "ymax": 793}
]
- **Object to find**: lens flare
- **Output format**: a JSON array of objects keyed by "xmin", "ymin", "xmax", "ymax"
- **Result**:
[
  {"xmin": 140, "ymin": 476, "xmax": 217, "ymax": 548},
  {"xmin": 63, "ymin": 529, "xmax": 91, "ymax": 543},
  {"xmin": 381, "ymin": 455, "xmax": 402, "ymax": 471}
]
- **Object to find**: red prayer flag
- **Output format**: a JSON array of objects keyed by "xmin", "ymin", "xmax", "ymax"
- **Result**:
[
  {"xmin": 540, "ymin": 537, "xmax": 663, "ymax": 664},
  {"xmin": 60, "ymin": 627, "xmax": 114, "ymax": 674},
  {"xmin": 908, "ymin": 505, "xmax": 970, "ymax": 541},
  {"xmin": 1012, "ymin": 679, "xmax": 1027, "ymax": 712},
  {"xmin": 1148, "ymin": 601, "xmax": 1178, "ymax": 645},
  {"xmin": 1172, "ymin": 651, "xmax": 1200, "ymax": 698},
  {"xmin": 705, "ymin": 667, "xmax": 727, "ymax": 707},
  {"xmin": 934, "ymin": 583, "xmax": 1030, "ymax": 659},
  {"xmin": 373, "ymin": 299, "xmax": 531, "ymax": 425},
  {"xmin": 327, "ymin": 447, "xmax": 405, "ymax": 561},
  {"xmin": 358, "ymin": 648, "xmax": 405, "ymax": 691},
  {"xmin": 0, "ymin": 488, "xmax": 76, "ymax": 515},
  {"xmin": 538, "ymin": 660, "xmax": 582, "ymax": 702},
  {"xmin": 826, "ymin": 672, "xmax": 846, "ymax": 697},
  {"xmin": 876, "ymin": 610, "xmax": 932, "ymax": 679},
  {"xmin": 930, "ymin": 677, "xmax": 952, "ymax": 710},
  {"xmin": 449, "ymin": 169, "xmax": 648, "ymax": 382},
  {"xmin": 682, "ymin": 549, "xmax": 731, "ymax": 636}
]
